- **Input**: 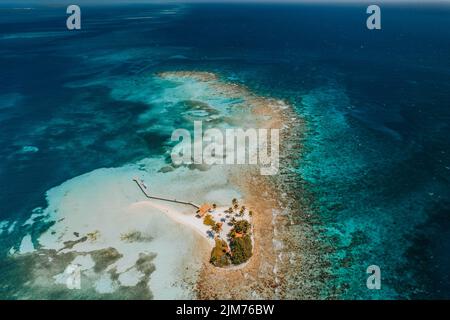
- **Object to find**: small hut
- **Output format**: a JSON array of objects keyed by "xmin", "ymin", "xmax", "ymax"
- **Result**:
[{"xmin": 197, "ymin": 203, "xmax": 213, "ymax": 217}]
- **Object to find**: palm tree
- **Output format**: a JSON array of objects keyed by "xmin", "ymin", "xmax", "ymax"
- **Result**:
[
  {"xmin": 212, "ymin": 222, "xmax": 222, "ymax": 233},
  {"xmin": 212, "ymin": 203, "xmax": 217, "ymax": 209},
  {"xmin": 232, "ymin": 198, "xmax": 238, "ymax": 207}
]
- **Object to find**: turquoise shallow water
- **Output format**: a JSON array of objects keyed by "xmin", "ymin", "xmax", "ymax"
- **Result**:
[{"xmin": 1, "ymin": 3, "xmax": 450, "ymax": 299}]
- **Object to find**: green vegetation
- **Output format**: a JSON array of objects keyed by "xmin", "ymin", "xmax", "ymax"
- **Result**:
[
  {"xmin": 233, "ymin": 219, "xmax": 251, "ymax": 234},
  {"xmin": 206, "ymin": 200, "xmax": 254, "ymax": 268},
  {"xmin": 228, "ymin": 219, "xmax": 253, "ymax": 265},
  {"xmin": 203, "ymin": 214, "xmax": 216, "ymax": 227},
  {"xmin": 230, "ymin": 234, "xmax": 253, "ymax": 265},
  {"xmin": 210, "ymin": 238, "xmax": 231, "ymax": 267}
]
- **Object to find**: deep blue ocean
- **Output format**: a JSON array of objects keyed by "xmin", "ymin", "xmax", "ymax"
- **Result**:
[{"xmin": 0, "ymin": 2, "xmax": 449, "ymax": 299}]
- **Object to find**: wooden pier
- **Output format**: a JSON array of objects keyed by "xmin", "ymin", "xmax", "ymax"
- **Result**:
[{"xmin": 133, "ymin": 177, "xmax": 200, "ymax": 209}]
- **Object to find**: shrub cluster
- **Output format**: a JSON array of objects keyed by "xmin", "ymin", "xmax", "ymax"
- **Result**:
[
  {"xmin": 230, "ymin": 235, "xmax": 252, "ymax": 265},
  {"xmin": 210, "ymin": 238, "xmax": 231, "ymax": 267},
  {"xmin": 203, "ymin": 214, "xmax": 216, "ymax": 227}
]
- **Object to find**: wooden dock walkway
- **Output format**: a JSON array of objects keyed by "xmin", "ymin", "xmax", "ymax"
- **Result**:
[{"xmin": 133, "ymin": 177, "xmax": 200, "ymax": 209}]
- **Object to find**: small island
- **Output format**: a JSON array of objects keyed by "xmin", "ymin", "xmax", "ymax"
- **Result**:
[
  {"xmin": 196, "ymin": 199, "xmax": 253, "ymax": 268},
  {"xmin": 133, "ymin": 177, "xmax": 254, "ymax": 268}
]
